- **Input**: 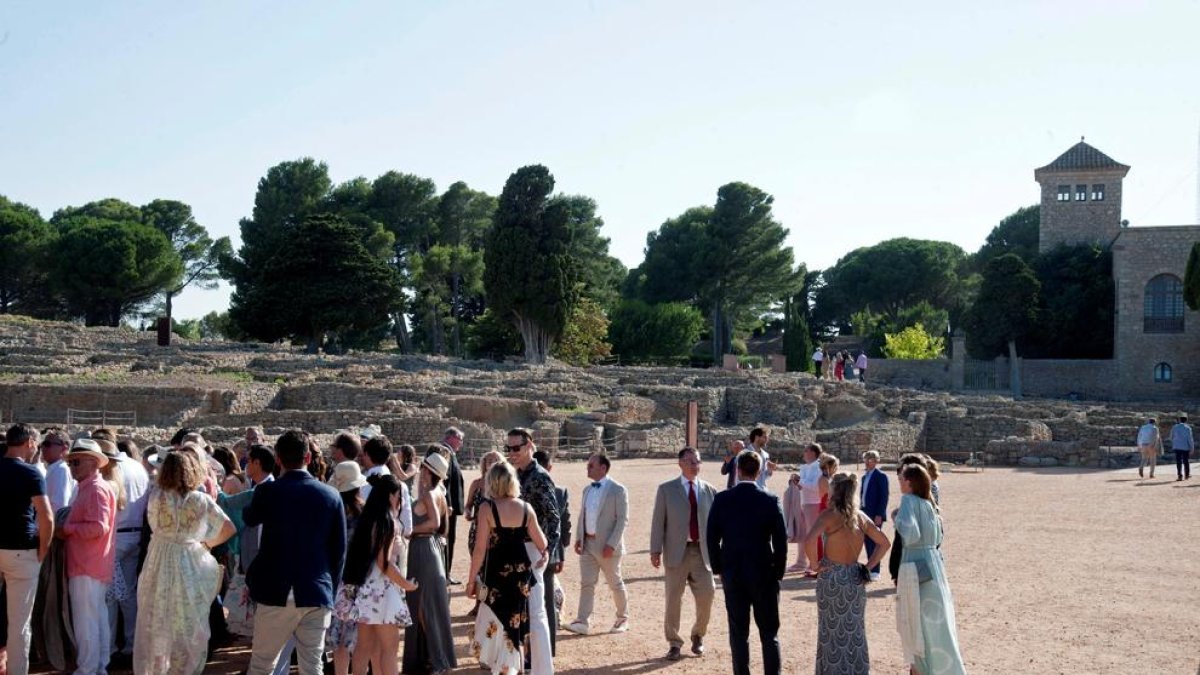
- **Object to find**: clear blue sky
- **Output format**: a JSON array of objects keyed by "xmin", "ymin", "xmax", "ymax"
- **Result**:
[{"xmin": 3, "ymin": 1, "xmax": 1199, "ymax": 319}]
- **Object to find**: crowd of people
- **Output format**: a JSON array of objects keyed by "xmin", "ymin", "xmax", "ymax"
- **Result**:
[
  {"xmin": 811, "ymin": 347, "xmax": 869, "ymax": 383},
  {"xmin": 0, "ymin": 417, "xmax": 971, "ymax": 675}
]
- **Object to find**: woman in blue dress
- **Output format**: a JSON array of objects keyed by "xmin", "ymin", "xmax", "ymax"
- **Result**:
[{"xmin": 894, "ymin": 464, "xmax": 965, "ymax": 675}]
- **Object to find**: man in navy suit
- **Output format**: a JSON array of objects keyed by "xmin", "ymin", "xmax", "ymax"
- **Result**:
[
  {"xmin": 244, "ymin": 430, "xmax": 346, "ymax": 675},
  {"xmin": 859, "ymin": 450, "xmax": 890, "ymax": 581},
  {"xmin": 706, "ymin": 450, "xmax": 787, "ymax": 675}
]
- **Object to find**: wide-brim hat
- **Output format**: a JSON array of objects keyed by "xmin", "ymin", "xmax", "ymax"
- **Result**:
[
  {"xmin": 69, "ymin": 439, "xmax": 109, "ymax": 468},
  {"xmin": 146, "ymin": 445, "xmax": 168, "ymax": 468},
  {"xmin": 330, "ymin": 460, "xmax": 369, "ymax": 493},
  {"xmin": 422, "ymin": 452, "xmax": 449, "ymax": 480}
]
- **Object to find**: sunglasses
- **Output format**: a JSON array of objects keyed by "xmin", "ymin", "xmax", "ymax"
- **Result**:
[
  {"xmin": 504, "ymin": 443, "xmax": 525, "ymax": 453},
  {"xmin": 67, "ymin": 459, "xmax": 87, "ymax": 467}
]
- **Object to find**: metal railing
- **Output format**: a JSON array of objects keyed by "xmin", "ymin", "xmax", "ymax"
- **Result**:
[{"xmin": 66, "ymin": 408, "xmax": 137, "ymax": 429}]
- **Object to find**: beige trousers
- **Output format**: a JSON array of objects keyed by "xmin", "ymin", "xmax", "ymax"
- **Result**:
[
  {"xmin": 248, "ymin": 603, "xmax": 331, "ymax": 675},
  {"xmin": 663, "ymin": 543, "xmax": 715, "ymax": 648},
  {"xmin": 575, "ymin": 536, "xmax": 628, "ymax": 627},
  {"xmin": 1139, "ymin": 444, "xmax": 1159, "ymax": 476}
]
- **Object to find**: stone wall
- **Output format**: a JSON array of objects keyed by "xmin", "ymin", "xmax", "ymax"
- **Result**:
[
  {"xmin": 0, "ymin": 383, "xmax": 223, "ymax": 427},
  {"xmin": 1020, "ymin": 360, "xmax": 1117, "ymax": 399},
  {"xmin": 922, "ymin": 409, "xmax": 1052, "ymax": 455},
  {"xmin": 868, "ymin": 359, "xmax": 953, "ymax": 390}
]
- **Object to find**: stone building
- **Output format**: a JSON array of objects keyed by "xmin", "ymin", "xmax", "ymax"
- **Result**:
[{"xmin": 1034, "ymin": 139, "xmax": 1200, "ymax": 399}]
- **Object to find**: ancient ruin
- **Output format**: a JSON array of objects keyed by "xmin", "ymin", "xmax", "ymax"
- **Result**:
[{"xmin": 0, "ymin": 316, "xmax": 1182, "ymax": 469}]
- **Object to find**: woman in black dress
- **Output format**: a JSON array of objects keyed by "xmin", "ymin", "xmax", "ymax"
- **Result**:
[{"xmin": 466, "ymin": 461, "xmax": 548, "ymax": 674}]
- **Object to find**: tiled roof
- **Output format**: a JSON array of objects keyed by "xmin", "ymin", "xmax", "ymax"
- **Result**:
[{"xmin": 1037, "ymin": 140, "xmax": 1129, "ymax": 173}]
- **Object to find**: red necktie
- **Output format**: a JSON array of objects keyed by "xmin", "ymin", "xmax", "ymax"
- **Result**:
[{"xmin": 688, "ymin": 481, "xmax": 700, "ymax": 542}]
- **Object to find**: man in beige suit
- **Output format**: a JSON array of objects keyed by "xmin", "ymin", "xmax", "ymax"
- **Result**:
[
  {"xmin": 565, "ymin": 453, "xmax": 629, "ymax": 635},
  {"xmin": 650, "ymin": 446, "xmax": 716, "ymax": 661}
]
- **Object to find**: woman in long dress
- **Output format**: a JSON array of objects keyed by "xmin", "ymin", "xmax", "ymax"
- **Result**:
[
  {"xmin": 805, "ymin": 472, "xmax": 891, "ymax": 675},
  {"xmin": 894, "ymin": 464, "xmax": 965, "ymax": 675},
  {"xmin": 334, "ymin": 474, "xmax": 417, "ymax": 675},
  {"xmin": 402, "ymin": 454, "xmax": 457, "ymax": 675},
  {"xmin": 133, "ymin": 451, "xmax": 235, "ymax": 675},
  {"xmin": 466, "ymin": 462, "xmax": 548, "ymax": 674}
]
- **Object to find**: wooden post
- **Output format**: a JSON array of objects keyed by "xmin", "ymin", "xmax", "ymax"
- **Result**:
[{"xmin": 686, "ymin": 401, "xmax": 698, "ymax": 449}]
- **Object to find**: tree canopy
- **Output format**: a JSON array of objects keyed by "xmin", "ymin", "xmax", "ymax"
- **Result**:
[
  {"xmin": 964, "ymin": 253, "xmax": 1040, "ymax": 358},
  {"xmin": 0, "ymin": 197, "xmax": 56, "ymax": 316},
  {"xmin": 972, "ymin": 205, "xmax": 1040, "ymax": 270},
  {"xmin": 483, "ymin": 165, "xmax": 579, "ymax": 364}
]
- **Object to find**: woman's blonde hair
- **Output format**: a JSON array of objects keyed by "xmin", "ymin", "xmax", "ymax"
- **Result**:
[
  {"xmin": 486, "ymin": 461, "xmax": 520, "ymax": 500},
  {"xmin": 158, "ymin": 451, "xmax": 206, "ymax": 495},
  {"xmin": 818, "ymin": 453, "xmax": 840, "ymax": 477},
  {"xmin": 828, "ymin": 472, "xmax": 860, "ymax": 531},
  {"xmin": 480, "ymin": 450, "xmax": 503, "ymax": 476}
]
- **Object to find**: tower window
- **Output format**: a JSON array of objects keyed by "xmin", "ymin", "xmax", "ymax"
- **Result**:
[
  {"xmin": 1075, "ymin": 184, "xmax": 1087, "ymax": 201},
  {"xmin": 1057, "ymin": 185, "xmax": 1071, "ymax": 201},
  {"xmin": 1144, "ymin": 274, "xmax": 1185, "ymax": 333},
  {"xmin": 1091, "ymin": 184, "xmax": 1105, "ymax": 201},
  {"xmin": 1154, "ymin": 362, "xmax": 1172, "ymax": 383}
]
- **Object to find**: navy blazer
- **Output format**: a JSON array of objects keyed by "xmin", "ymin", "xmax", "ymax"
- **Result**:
[
  {"xmin": 706, "ymin": 482, "xmax": 787, "ymax": 585},
  {"xmin": 861, "ymin": 469, "xmax": 889, "ymax": 521},
  {"xmin": 243, "ymin": 470, "xmax": 346, "ymax": 608}
]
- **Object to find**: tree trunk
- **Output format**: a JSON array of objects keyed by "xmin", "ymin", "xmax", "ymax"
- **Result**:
[
  {"xmin": 392, "ymin": 312, "xmax": 412, "ymax": 353},
  {"xmin": 165, "ymin": 291, "xmax": 175, "ymax": 329},
  {"xmin": 516, "ymin": 314, "xmax": 549, "ymax": 365},
  {"xmin": 305, "ymin": 332, "xmax": 321, "ymax": 354},
  {"xmin": 710, "ymin": 306, "xmax": 722, "ymax": 364},
  {"xmin": 1007, "ymin": 339, "xmax": 1022, "ymax": 400}
]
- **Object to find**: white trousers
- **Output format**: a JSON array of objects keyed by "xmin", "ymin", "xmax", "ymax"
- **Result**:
[
  {"xmin": 525, "ymin": 542, "xmax": 554, "ymax": 675},
  {"xmin": 0, "ymin": 549, "xmax": 41, "ymax": 675},
  {"xmin": 106, "ymin": 536, "xmax": 140, "ymax": 655},
  {"xmin": 70, "ymin": 576, "xmax": 112, "ymax": 675},
  {"xmin": 248, "ymin": 603, "xmax": 330, "ymax": 675}
]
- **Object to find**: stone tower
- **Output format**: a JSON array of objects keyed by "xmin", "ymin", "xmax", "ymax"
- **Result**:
[{"xmin": 1034, "ymin": 139, "xmax": 1130, "ymax": 253}]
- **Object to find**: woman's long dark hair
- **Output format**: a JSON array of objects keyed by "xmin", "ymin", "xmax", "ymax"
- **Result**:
[{"xmin": 343, "ymin": 474, "xmax": 401, "ymax": 586}]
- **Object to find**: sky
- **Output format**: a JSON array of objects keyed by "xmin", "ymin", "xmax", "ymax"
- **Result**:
[{"xmin": 2, "ymin": 1, "xmax": 1199, "ymax": 319}]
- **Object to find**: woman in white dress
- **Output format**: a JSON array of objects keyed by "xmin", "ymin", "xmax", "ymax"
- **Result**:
[
  {"xmin": 334, "ymin": 474, "xmax": 418, "ymax": 675},
  {"xmin": 133, "ymin": 451, "xmax": 235, "ymax": 675}
]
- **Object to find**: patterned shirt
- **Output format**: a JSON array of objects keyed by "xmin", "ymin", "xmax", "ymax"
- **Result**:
[{"xmin": 516, "ymin": 461, "xmax": 560, "ymax": 557}]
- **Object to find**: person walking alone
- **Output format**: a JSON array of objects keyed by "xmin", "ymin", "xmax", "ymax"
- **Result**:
[
  {"xmin": 1170, "ymin": 414, "xmax": 1193, "ymax": 480},
  {"xmin": 565, "ymin": 454, "xmax": 629, "ymax": 636}
]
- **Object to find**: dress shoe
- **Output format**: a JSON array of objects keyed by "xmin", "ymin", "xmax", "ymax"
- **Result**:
[
  {"xmin": 690, "ymin": 636, "xmax": 704, "ymax": 655},
  {"xmin": 611, "ymin": 617, "xmax": 629, "ymax": 633},
  {"xmin": 447, "ymin": 577, "xmax": 463, "ymax": 586},
  {"xmin": 665, "ymin": 646, "xmax": 682, "ymax": 661}
]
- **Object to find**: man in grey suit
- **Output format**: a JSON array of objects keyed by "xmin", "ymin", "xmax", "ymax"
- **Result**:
[
  {"xmin": 650, "ymin": 447, "xmax": 716, "ymax": 661},
  {"xmin": 565, "ymin": 453, "xmax": 629, "ymax": 635}
]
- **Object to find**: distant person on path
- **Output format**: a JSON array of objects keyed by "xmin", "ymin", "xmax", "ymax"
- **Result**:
[
  {"xmin": 811, "ymin": 347, "xmax": 824, "ymax": 378},
  {"xmin": 894, "ymin": 464, "xmax": 966, "ymax": 674},
  {"xmin": 1, "ymin": 423, "xmax": 54, "ymax": 675},
  {"xmin": 803, "ymin": 472, "xmax": 890, "ymax": 675},
  {"xmin": 720, "ymin": 440, "xmax": 745, "ymax": 490},
  {"xmin": 59, "ymin": 438, "xmax": 118, "ymax": 675},
  {"xmin": 440, "ymin": 427, "xmax": 467, "ymax": 585},
  {"xmin": 859, "ymin": 450, "xmax": 890, "ymax": 581},
  {"xmin": 855, "ymin": 351, "xmax": 868, "ymax": 383},
  {"xmin": 834, "ymin": 352, "xmax": 846, "ymax": 381},
  {"xmin": 649, "ymin": 447, "xmax": 716, "ymax": 661},
  {"xmin": 243, "ymin": 430, "xmax": 347, "ymax": 675},
  {"xmin": 566, "ymin": 453, "xmax": 629, "ymax": 636},
  {"xmin": 1136, "ymin": 417, "xmax": 1162, "ymax": 479},
  {"xmin": 1170, "ymin": 414, "xmax": 1193, "ymax": 481},
  {"xmin": 706, "ymin": 450, "xmax": 787, "ymax": 675}
]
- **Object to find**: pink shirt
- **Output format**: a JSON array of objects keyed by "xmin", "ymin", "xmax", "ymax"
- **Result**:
[{"xmin": 63, "ymin": 473, "xmax": 117, "ymax": 582}]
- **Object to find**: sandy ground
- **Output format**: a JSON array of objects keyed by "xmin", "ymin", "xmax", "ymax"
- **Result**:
[{"xmin": 33, "ymin": 458, "xmax": 1200, "ymax": 674}]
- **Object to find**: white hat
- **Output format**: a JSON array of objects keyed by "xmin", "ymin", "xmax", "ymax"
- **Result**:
[
  {"xmin": 329, "ymin": 461, "xmax": 368, "ymax": 493},
  {"xmin": 422, "ymin": 452, "xmax": 449, "ymax": 480},
  {"xmin": 68, "ymin": 439, "xmax": 109, "ymax": 468}
]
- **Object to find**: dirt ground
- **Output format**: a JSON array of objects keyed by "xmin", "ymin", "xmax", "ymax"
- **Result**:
[{"xmin": 33, "ymin": 457, "xmax": 1200, "ymax": 674}]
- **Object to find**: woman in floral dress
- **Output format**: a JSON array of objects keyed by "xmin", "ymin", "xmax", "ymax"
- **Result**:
[
  {"xmin": 466, "ymin": 462, "xmax": 549, "ymax": 675},
  {"xmin": 334, "ymin": 474, "xmax": 417, "ymax": 675},
  {"xmin": 133, "ymin": 451, "xmax": 235, "ymax": 675}
]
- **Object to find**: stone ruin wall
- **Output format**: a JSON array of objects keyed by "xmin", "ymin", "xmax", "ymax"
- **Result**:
[{"xmin": 0, "ymin": 316, "xmax": 1191, "ymax": 470}]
